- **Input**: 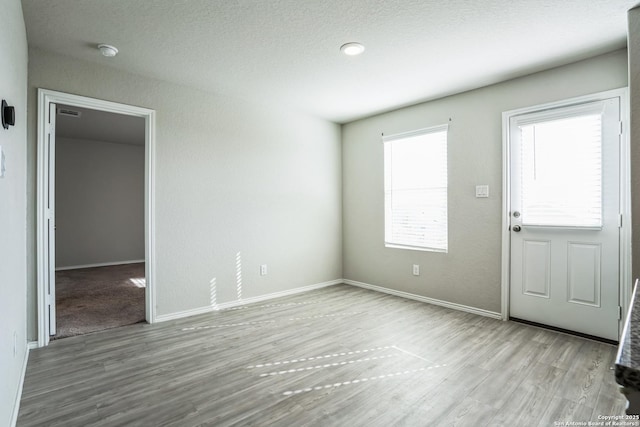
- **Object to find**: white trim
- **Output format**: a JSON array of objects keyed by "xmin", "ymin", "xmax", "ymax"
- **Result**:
[
  {"xmin": 343, "ymin": 279, "xmax": 502, "ymax": 319},
  {"xmin": 155, "ymin": 304, "xmax": 218, "ymax": 323},
  {"xmin": 500, "ymin": 106, "xmax": 511, "ymax": 321},
  {"xmin": 619, "ymin": 89, "xmax": 632, "ymax": 334},
  {"xmin": 384, "ymin": 243, "xmax": 447, "ymax": 253},
  {"xmin": 155, "ymin": 279, "xmax": 343, "ymax": 322},
  {"xmin": 55, "ymin": 260, "xmax": 145, "ymax": 271},
  {"xmin": 145, "ymin": 110, "xmax": 157, "ymax": 326},
  {"xmin": 27, "ymin": 341, "xmax": 38, "ymax": 350},
  {"xmin": 36, "ymin": 89, "xmax": 157, "ymax": 347},
  {"xmin": 500, "ymin": 87, "xmax": 631, "ymax": 339},
  {"xmin": 36, "ymin": 90, "xmax": 48, "ymax": 347},
  {"xmin": 10, "ymin": 345, "xmax": 30, "ymax": 427}
]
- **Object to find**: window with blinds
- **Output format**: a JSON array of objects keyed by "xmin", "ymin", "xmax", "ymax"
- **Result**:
[
  {"xmin": 520, "ymin": 113, "xmax": 602, "ymax": 228},
  {"xmin": 383, "ymin": 125, "xmax": 448, "ymax": 252}
]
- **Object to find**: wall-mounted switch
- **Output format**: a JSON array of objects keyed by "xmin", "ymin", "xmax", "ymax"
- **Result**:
[
  {"xmin": 260, "ymin": 264, "xmax": 268, "ymax": 276},
  {"xmin": 412, "ymin": 264, "xmax": 420, "ymax": 276},
  {"xmin": 475, "ymin": 185, "xmax": 489, "ymax": 198}
]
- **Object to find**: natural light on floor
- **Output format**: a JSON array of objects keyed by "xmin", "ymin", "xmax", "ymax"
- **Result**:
[{"xmin": 129, "ymin": 277, "xmax": 146, "ymax": 288}]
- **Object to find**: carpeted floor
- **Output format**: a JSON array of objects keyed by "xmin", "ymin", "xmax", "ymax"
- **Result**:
[{"xmin": 54, "ymin": 263, "xmax": 146, "ymax": 339}]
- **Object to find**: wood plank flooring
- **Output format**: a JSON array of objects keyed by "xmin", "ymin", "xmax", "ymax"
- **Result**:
[{"xmin": 17, "ymin": 284, "xmax": 627, "ymax": 426}]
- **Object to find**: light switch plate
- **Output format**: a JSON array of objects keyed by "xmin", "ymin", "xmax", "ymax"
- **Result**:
[{"xmin": 475, "ymin": 185, "xmax": 489, "ymax": 198}]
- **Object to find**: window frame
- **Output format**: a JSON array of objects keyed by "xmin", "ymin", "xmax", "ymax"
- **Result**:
[{"xmin": 383, "ymin": 124, "xmax": 449, "ymax": 253}]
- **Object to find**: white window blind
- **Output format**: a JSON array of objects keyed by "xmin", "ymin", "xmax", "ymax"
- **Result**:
[
  {"xmin": 519, "ymin": 113, "xmax": 602, "ymax": 228},
  {"xmin": 384, "ymin": 125, "xmax": 448, "ymax": 252}
]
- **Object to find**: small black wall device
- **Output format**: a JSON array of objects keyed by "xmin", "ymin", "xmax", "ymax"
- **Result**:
[{"xmin": 2, "ymin": 99, "xmax": 15, "ymax": 129}]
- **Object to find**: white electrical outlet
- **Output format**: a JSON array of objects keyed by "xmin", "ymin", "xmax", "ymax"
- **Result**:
[
  {"xmin": 260, "ymin": 264, "xmax": 268, "ymax": 276},
  {"xmin": 412, "ymin": 264, "xmax": 420, "ymax": 276}
]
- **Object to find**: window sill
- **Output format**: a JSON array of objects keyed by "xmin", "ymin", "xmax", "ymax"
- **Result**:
[{"xmin": 384, "ymin": 243, "xmax": 448, "ymax": 253}]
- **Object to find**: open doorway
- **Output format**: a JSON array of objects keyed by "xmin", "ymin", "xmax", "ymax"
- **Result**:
[
  {"xmin": 53, "ymin": 104, "xmax": 146, "ymax": 339},
  {"xmin": 37, "ymin": 89, "xmax": 156, "ymax": 347}
]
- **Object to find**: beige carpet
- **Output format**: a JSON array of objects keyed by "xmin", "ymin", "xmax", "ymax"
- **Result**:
[{"xmin": 54, "ymin": 263, "xmax": 146, "ymax": 339}]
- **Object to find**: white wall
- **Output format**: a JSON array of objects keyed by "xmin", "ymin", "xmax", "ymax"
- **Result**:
[
  {"xmin": 342, "ymin": 49, "xmax": 628, "ymax": 314},
  {"xmin": 27, "ymin": 48, "xmax": 342, "ymax": 338},
  {"xmin": 55, "ymin": 137, "xmax": 145, "ymax": 269},
  {"xmin": 0, "ymin": 0, "xmax": 28, "ymax": 424}
]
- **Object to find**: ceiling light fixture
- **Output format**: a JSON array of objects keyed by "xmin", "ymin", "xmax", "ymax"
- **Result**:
[
  {"xmin": 97, "ymin": 44, "xmax": 119, "ymax": 57},
  {"xmin": 340, "ymin": 42, "xmax": 365, "ymax": 56}
]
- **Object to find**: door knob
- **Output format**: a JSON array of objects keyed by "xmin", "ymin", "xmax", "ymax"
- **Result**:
[{"xmin": 512, "ymin": 225, "xmax": 521, "ymax": 232}]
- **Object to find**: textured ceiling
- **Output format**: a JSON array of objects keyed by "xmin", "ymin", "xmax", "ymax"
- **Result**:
[{"xmin": 22, "ymin": 0, "xmax": 637, "ymax": 123}]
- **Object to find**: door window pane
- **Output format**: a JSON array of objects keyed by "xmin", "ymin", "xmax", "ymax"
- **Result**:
[{"xmin": 520, "ymin": 114, "xmax": 602, "ymax": 227}]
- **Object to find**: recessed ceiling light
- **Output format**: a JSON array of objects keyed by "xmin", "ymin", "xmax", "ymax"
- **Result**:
[
  {"xmin": 97, "ymin": 44, "xmax": 118, "ymax": 57},
  {"xmin": 340, "ymin": 42, "xmax": 365, "ymax": 56}
]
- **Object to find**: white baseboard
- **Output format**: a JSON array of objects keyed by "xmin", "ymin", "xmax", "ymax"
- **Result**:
[
  {"xmin": 343, "ymin": 279, "xmax": 502, "ymax": 320},
  {"xmin": 55, "ymin": 259, "xmax": 145, "ymax": 271},
  {"xmin": 154, "ymin": 304, "xmax": 217, "ymax": 322},
  {"xmin": 155, "ymin": 279, "xmax": 343, "ymax": 322},
  {"xmin": 11, "ymin": 343, "xmax": 30, "ymax": 427},
  {"xmin": 27, "ymin": 341, "xmax": 38, "ymax": 350},
  {"xmin": 154, "ymin": 277, "xmax": 501, "ymax": 323}
]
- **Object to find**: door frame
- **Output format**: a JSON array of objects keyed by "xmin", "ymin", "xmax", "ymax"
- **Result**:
[
  {"xmin": 500, "ymin": 87, "xmax": 631, "ymax": 339},
  {"xmin": 36, "ymin": 88, "xmax": 157, "ymax": 347}
]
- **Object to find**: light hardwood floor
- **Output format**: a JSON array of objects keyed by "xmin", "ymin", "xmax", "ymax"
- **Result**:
[{"xmin": 18, "ymin": 284, "xmax": 626, "ymax": 426}]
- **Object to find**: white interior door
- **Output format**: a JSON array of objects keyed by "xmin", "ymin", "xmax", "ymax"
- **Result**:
[
  {"xmin": 46, "ymin": 102, "xmax": 56, "ymax": 335},
  {"xmin": 509, "ymin": 97, "xmax": 621, "ymax": 341}
]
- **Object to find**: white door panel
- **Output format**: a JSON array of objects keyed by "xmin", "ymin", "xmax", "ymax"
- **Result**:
[
  {"xmin": 509, "ymin": 97, "xmax": 620, "ymax": 341},
  {"xmin": 521, "ymin": 239, "xmax": 551, "ymax": 298},
  {"xmin": 567, "ymin": 242, "xmax": 601, "ymax": 307}
]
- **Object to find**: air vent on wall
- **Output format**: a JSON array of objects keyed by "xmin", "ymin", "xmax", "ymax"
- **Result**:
[{"xmin": 57, "ymin": 108, "xmax": 81, "ymax": 118}]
